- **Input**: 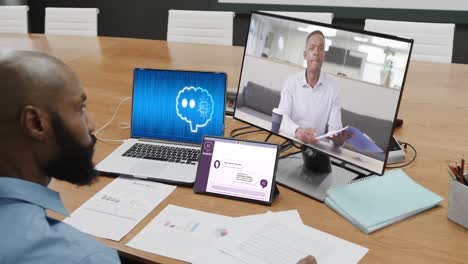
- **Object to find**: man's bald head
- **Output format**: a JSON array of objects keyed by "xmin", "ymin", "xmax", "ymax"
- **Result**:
[
  {"xmin": 0, "ymin": 50, "xmax": 96, "ymax": 186},
  {"xmin": 0, "ymin": 50, "xmax": 79, "ymax": 128}
]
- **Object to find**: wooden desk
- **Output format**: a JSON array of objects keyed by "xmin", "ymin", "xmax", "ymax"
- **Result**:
[{"xmin": 2, "ymin": 34, "xmax": 467, "ymax": 264}]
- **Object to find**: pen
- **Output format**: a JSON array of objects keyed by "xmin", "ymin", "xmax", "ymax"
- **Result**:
[
  {"xmin": 449, "ymin": 165, "xmax": 465, "ymax": 184},
  {"xmin": 447, "ymin": 168, "xmax": 457, "ymax": 181},
  {"xmin": 461, "ymin": 158, "xmax": 465, "ymax": 177}
]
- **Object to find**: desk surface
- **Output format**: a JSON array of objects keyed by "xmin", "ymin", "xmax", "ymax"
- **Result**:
[{"xmin": 2, "ymin": 34, "xmax": 467, "ymax": 264}]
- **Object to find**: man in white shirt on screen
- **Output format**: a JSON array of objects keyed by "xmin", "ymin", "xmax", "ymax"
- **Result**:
[{"xmin": 277, "ymin": 30, "xmax": 351, "ymax": 146}]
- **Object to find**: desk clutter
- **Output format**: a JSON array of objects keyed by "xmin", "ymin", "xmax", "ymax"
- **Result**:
[
  {"xmin": 64, "ymin": 169, "xmax": 449, "ymax": 262},
  {"xmin": 67, "ymin": 168, "xmax": 445, "ymax": 245},
  {"xmin": 127, "ymin": 205, "xmax": 368, "ymax": 264},
  {"xmin": 325, "ymin": 169, "xmax": 443, "ymax": 234},
  {"xmin": 66, "ymin": 176, "xmax": 368, "ymax": 263},
  {"xmin": 447, "ymin": 158, "xmax": 468, "ymax": 228}
]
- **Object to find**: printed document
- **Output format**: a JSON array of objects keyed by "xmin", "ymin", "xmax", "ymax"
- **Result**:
[
  {"xmin": 127, "ymin": 205, "xmax": 367, "ymax": 264},
  {"xmin": 191, "ymin": 210, "xmax": 304, "ymax": 264},
  {"xmin": 127, "ymin": 204, "xmax": 237, "ymax": 263},
  {"xmin": 220, "ymin": 217, "xmax": 369, "ymax": 264},
  {"xmin": 64, "ymin": 177, "xmax": 176, "ymax": 241},
  {"xmin": 128, "ymin": 206, "xmax": 304, "ymax": 264},
  {"xmin": 316, "ymin": 126, "xmax": 350, "ymax": 139}
]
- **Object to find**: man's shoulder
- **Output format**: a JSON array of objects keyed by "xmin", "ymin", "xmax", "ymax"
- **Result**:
[
  {"xmin": 0, "ymin": 199, "xmax": 47, "ymax": 233},
  {"xmin": 322, "ymin": 73, "xmax": 340, "ymax": 92},
  {"xmin": 283, "ymin": 70, "xmax": 306, "ymax": 89},
  {"xmin": 0, "ymin": 201, "xmax": 119, "ymax": 264},
  {"xmin": 50, "ymin": 220, "xmax": 120, "ymax": 263},
  {"xmin": 289, "ymin": 70, "xmax": 305, "ymax": 81},
  {"xmin": 322, "ymin": 72, "xmax": 337, "ymax": 84}
]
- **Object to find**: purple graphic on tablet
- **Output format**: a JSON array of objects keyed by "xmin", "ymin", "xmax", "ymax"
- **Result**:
[
  {"xmin": 260, "ymin": 179, "xmax": 268, "ymax": 188},
  {"xmin": 203, "ymin": 140, "xmax": 214, "ymax": 153}
]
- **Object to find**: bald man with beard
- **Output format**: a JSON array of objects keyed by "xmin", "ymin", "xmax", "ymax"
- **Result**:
[{"xmin": 0, "ymin": 51, "xmax": 120, "ymax": 263}]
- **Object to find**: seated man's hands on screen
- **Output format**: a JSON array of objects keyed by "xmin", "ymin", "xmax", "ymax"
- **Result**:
[
  {"xmin": 295, "ymin": 127, "xmax": 319, "ymax": 144},
  {"xmin": 327, "ymin": 130, "xmax": 354, "ymax": 147},
  {"xmin": 296, "ymin": 127, "xmax": 354, "ymax": 146},
  {"xmin": 297, "ymin": 255, "xmax": 318, "ymax": 264}
]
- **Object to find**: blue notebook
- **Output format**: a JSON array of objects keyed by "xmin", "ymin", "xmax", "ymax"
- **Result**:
[{"xmin": 325, "ymin": 169, "xmax": 443, "ymax": 234}]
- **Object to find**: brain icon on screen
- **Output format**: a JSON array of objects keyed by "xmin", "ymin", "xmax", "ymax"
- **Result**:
[{"xmin": 176, "ymin": 86, "xmax": 215, "ymax": 133}]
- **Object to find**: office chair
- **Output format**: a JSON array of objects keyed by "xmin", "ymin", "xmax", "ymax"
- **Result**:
[
  {"xmin": 0, "ymin": 0, "xmax": 27, "ymax": 4},
  {"xmin": 45, "ymin": 7, "xmax": 99, "ymax": 36},
  {"xmin": 364, "ymin": 19, "xmax": 455, "ymax": 63},
  {"xmin": 260, "ymin": 11, "xmax": 334, "ymax": 24},
  {"xmin": 167, "ymin": 10, "xmax": 235, "ymax": 46},
  {"xmin": 0, "ymin": 5, "xmax": 29, "ymax": 33},
  {"xmin": 365, "ymin": 19, "xmax": 455, "ymax": 127}
]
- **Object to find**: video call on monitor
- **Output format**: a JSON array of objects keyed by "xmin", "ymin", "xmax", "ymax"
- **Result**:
[{"xmin": 234, "ymin": 12, "xmax": 413, "ymax": 175}]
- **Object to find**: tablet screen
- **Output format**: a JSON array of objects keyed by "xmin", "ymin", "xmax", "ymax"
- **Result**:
[{"xmin": 194, "ymin": 136, "xmax": 279, "ymax": 204}]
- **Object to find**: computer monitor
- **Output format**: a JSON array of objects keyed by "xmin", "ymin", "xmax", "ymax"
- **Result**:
[{"xmin": 233, "ymin": 12, "xmax": 413, "ymax": 201}]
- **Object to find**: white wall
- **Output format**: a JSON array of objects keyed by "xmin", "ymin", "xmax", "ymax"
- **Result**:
[
  {"xmin": 239, "ymin": 55, "xmax": 400, "ymax": 120},
  {"xmin": 218, "ymin": 0, "xmax": 468, "ymax": 11},
  {"xmin": 281, "ymin": 30, "xmax": 308, "ymax": 66},
  {"xmin": 239, "ymin": 55, "xmax": 299, "ymax": 93}
]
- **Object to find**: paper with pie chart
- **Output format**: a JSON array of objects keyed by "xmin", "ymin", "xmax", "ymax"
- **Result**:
[{"xmin": 127, "ymin": 204, "xmax": 236, "ymax": 263}]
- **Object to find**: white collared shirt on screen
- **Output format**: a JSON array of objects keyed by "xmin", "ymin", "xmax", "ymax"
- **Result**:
[{"xmin": 277, "ymin": 70, "xmax": 343, "ymax": 138}]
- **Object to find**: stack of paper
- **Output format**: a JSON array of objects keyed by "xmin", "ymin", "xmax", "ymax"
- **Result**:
[
  {"xmin": 64, "ymin": 177, "xmax": 176, "ymax": 241},
  {"xmin": 127, "ymin": 205, "xmax": 368, "ymax": 264}
]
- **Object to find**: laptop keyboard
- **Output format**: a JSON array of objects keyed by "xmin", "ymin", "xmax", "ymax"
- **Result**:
[{"xmin": 122, "ymin": 143, "xmax": 200, "ymax": 165}]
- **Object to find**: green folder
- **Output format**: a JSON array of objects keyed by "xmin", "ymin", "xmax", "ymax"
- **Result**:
[{"xmin": 325, "ymin": 169, "xmax": 443, "ymax": 234}]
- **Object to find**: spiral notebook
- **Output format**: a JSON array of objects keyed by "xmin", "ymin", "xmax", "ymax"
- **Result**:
[{"xmin": 325, "ymin": 169, "xmax": 443, "ymax": 234}]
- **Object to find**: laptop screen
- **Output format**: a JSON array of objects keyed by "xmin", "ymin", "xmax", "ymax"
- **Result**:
[{"xmin": 131, "ymin": 68, "xmax": 226, "ymax": 144}]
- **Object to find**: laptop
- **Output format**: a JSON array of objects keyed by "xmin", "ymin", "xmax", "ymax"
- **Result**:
[{"xmin": 96, "ymin": 68, "xmax": 226, "ymax": 185}]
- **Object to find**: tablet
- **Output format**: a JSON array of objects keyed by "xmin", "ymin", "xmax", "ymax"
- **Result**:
[{"xmin": 193, "ymin": 136, "xmax": 280, "ymax": 205}]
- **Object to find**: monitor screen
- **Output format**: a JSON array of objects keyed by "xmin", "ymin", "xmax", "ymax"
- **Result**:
[
  {"xmin": 234, "ymin": 12, "xmax": 413, "ymax": 175},
  {"xmin": 131, "ymin": 68, "xmax": 226, "ymax": 144}
]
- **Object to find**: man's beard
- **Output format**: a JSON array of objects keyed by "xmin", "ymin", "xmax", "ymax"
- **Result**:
[{"xmin": 43, "ymin": 113, "xmax": 98, "ymax": 186}]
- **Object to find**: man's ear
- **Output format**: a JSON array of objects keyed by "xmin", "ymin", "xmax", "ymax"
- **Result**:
[
  {"xmin": 303, "ymin": 50, "xmax": 307, "ymax": 60},
  {"xmin": 20, "ymin": 105, "xmax": 51, "ymax": 141}
]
